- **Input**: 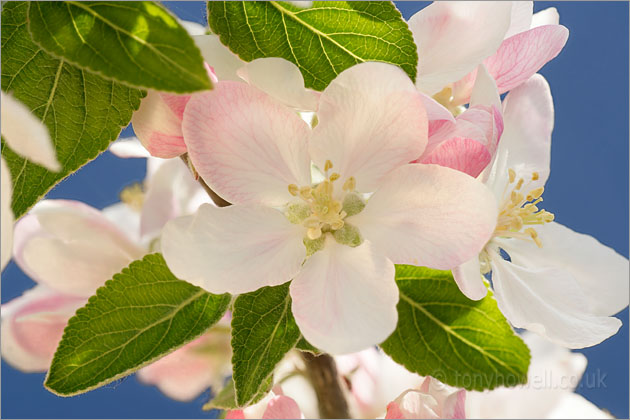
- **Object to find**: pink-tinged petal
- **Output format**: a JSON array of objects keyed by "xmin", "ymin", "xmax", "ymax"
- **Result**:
[
  {"xmin": 1, "ymin": 92, "xmax": 60, "ymax": 171},
  {"xmin": 237, "ymin": 58, "xmax": 319, "ymax": 111},
  {"xmin": 182, "ymin": 82, "xmax": 311, "ymax": 207},
  {"xmin": 194, "ymin": 35, "xmax": 245, "ymax": 82},
  {"xmin": 442, "ymin": 389, "xmax": 466, "ymax": 419},
  {"xmin": 131, "ymin": 90, "xmax": 189, "ymax": 158},
  {"xmin": 504, "ymin": 1, "xmax": 533, "ymax": 39},
  {"xmin": 161, "ymin": 204, "xmax": 305, "ymax": 295},
  {"xmin": 310, "ymin": 62, "xmax": 427, "ymax": 193},
  {"xmin": 408, "ymin": 2, "xmax": 511, "ymax": 95},
  {"xmin": 262, "ymin": 395, "xmax": 304, "ymax": 419},
  {"xmin": 1, "ymin": 158, "xmax": 13, "ymax": 270},
  {"xmin": 502, "ymin": 222, "xmax": 629, "ymax": 317},
  {"xmin": 108, "ymin": 137, "xmax": 151, "ymax": 158},
  {"xmin": 137, "ymin": 332, "xmax": 231, "ymax": 401},
  {"xmin": 531, "ymin": 7, "xmax": 560, "ymax": 28},
  {"xmin": 485, "ymin": 25, "xmax": 569, "ymax": 95},
  {"xmin": 13, "ymin": 200, "xmax": 144, "ymax": 297},
  {"xmin": 290, "ymin": 238, "xmax": 398, "ymax": 355},
  {"xmin": 386, "ymin": 390, "xmax": 440, "ymax": 419},
  {"xmin": 485, "ymin": 74, "xmax": 554, "ymax": 194},
  {"xmin": 385, "ymin": 401, "xmax": 406, "ymax": 419},
  {"xmin": 1, "ymin": 286, "xmax": 85, "ymax": 372},
  {"xmin": 420, "ymin": 92, "xmax": 456, "ymax": 125},
  {"xmin": 225, "ymin": 410, "xmax": 246, "ymax": 419},
  {"xmin": 452, "ymin": 256, "xmax": 487, "ymax": 301},
  {"xmin": 419, "ymin": 137, "xmax": 492, "ymax": 178},
  {"xmin": 489, "ymin": 246, "xmax": 622, "ymax": 348},
  {"xmin": 350, "ymin": 164, "xmax": 497, "ymax": 270}
]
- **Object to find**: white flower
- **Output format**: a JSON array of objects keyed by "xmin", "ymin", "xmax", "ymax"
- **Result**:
[
  {"xmin": 161, "ymin": 61, "xmax": 498, "ymax": 354},
  {"xmin": 452, "ymin": 74, "xmax": 629, "ymax": 348}
]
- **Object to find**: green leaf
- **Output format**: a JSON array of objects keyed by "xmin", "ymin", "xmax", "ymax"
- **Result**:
[
  {"xmin": 231, "ymin": 282, "xmax": 301, "ymax": 406},
  {"xmin": 202, "ymin": 376, "xmax": 273, "ymax": 412},
  {"xmin": 380, "ymin": 265, "xmax": 530, "ymax": 391},
  {"xmin": 28, "ymin": 1, "xmax": 211, "ymax": 93},
  {"xmin": 1, "ymin": 1, "xmax": 144, "ymax": 219},
  {"xmin": 207, "ymin": 1, "xmax": 418, "ymax": 91},
  {"xmin": 45, "ymin": 254, "xmax": 231, "ymax": 396}
]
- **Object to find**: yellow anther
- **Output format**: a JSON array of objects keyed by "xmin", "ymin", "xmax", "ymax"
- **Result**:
[
  {"xmin": 299, "ymin": 186, "xmax": 312, "ymax": 199},
  {"xmin": 329, "ymin": 172, "xmax": 340, "ymax": 182},
  {"xmin": 288, "ymin": 184, "xmax": 299, "ymax": 196},
  {"xmin": 508, "ymin": 168, "xmax": 516, "ymax": 183},
  {"xmin": 307, "ymin": 227, "xmax": 322, "ymax": 240},
  {"xmin": 324, "ymin": 160, "xmax": 333, "ymax": 172},
  {"xmin": 511, "ymin": 216, "xmax": 523, "ymax": 231},
  {"xmin": 343, "ymin": 176, "xmax": 356, "ymax": 192},
  {"xmin": 532, "ymin": 172, "xmax": 540, "ymax": 181},
  {"xmin": 330, "ymin": 220, "xmax": 345, "ymax": 230},
  {"xmin": 515, "ymin": 178, "xmax": 524, "ymax": 191},
  {"xmin": 120, "ymin": 183, "xmax": 144, "ymax": 212},
  {"xmin": 526, "ymin": 187, "xmax": 545, "ymax": 201}
]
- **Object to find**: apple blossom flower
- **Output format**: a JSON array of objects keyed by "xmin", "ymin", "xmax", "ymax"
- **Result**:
[
  {"xmin": 1, "ymin": 91, "xmax": 60, "ymax": 269},
  {"xmin": 408, "ymin": 2, "xmax": 568, "ymax": 109},
  {"xmin": 451, "ymin": 74, "xmax": 629, "ymax": 348},
  {"xmin": 466, "ymin": 332, "xmax": 613, "ymax": 419},
  {"xmin": 1, "ymin": 157, "xmax": 228, "ymax": 401},
  {"xmin": 415, "ymin": 64, "xmax": 503, "ymax": 178},
  {"xmin": 225, "ymin": 385, "xmax": 305, "ymax": 419},
  {"xmin": 161, "ymin": 61, "xmax": 498, "ymax": 354},
  {"xmin": 385, "ymin": 377, "xmax": 466, "ymax": 419},
  {"xmin": 335, "ymin": 348, "xmax": 424, "ymax": 418}
]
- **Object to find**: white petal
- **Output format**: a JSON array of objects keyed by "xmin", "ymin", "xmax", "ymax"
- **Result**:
[
  {"xmin": 1, "ymin": 158, "xmax": 13, "ymax": 270},
  {"xmin": 179, "ymin": 20, "xmax": 206, "ymax": 36},
  {"xmin": 485, "ymin": 73, "xmax": 553, "ymax": 195},
  {"xmin": 350, "ymin": 164, "xmax": 497, "ymax": 270},
  {"xmin": 499, "ymin": 222, "xmax": 629, "ymax": 316},
  {"xmin": 504, "ymin": 1, "xmax": 533, "ymax": 38},
  {"xmin": 182, "ymin": 82, "xmax": 311, "ymax": 206},
  {"xmin": 237, "ymin": 58, "xmax": 319, "ymax": 111},
  {"xmin": 310, "ymin": 62, "xmax": 427, "ymax": 193},
  {"xmin": 470, "ymin": 64, "xmax": 501, "ymax": 110},
  {"xmin": 546, "ymin": 393, "xmax": 613, "ymax": 419},
  {"xmin": 194, "ymin": 34, "xmax": 245, "ymax": 82},
  {"xmin": 13, "ymin": 200, "xmax": 144, "ymax": 297},
  {"xmin": 489, "ymin": 248, "xmax": 622, "ymax": 348},
  {"xmin": 290, "ymin": 238, "xmax": 398, "ymax": 355},
  {"xmin": 1, "ymin": 286, "xmax": 84, "ymax": 372},
  {"xmin": 1, "ymin": 92, "xmax": 60, "ymax": 171},
  {"xmin": 531, "ymin": 7, "xmax": 560, "ymax": 28},
  {"xmin": 141, "ymin": 158, "xmax": 208, "ymax": 239},
  {"xmin": 452, "ymin": 256, "xmax": 488, "ymax": 300},
  {"xmin": 108, "ymin": 137, "xmax": 151, "ymax": 158},
  {"xmin": 409, "ymin": 1, "xmax": 512, "ymax": 95},
  {"xmin": 161, "ymin": 204, "xmax": 306, "ymax": 294}
]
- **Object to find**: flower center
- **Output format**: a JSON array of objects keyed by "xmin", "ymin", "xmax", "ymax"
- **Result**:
[
  {"xmin": 494, "ymin": 168, "xmax": 555, "ymax": 248},
  {"xmin": 286, "ymin": 160, "xmax": 365, "ymax": 251},
  {"xmin": 432, "ymin": 86, "xmax": 465, "ymax": 117}
]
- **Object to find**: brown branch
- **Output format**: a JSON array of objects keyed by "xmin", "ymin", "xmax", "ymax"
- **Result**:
[
  {"xmin": 179, "ymin": 154, "xmax": 231, "ymax": 207},
  {"xmin": 301, "ymin": 352, "xmax": 351, "ymax": 419}
]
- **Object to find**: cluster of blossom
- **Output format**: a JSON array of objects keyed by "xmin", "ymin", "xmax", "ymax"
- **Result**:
[{"xmin": 1, "ymin": 2, "xmax": 627, "ymax": 418}]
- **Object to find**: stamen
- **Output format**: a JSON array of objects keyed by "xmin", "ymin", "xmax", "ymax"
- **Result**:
[
  {"xmin": 329, "ymin": 172, "xmax": 340, "ymax": 182},
  {"xmin": 343, "ymin": 176, "xmax": 356, "ymax": 192},
  {"xmin": 307, "ymin": 227, "xmax": 322, "ymax": 240},
  {"xmin": 288, "ymin": 184, "xmax": 299, "ymax": 196},
  {"xmin": 324, "ymin": 160, "xmax": 333, "ymax": 173},
  {"xmin": 508, "ymin": 169, "xmax": 516, "ymax": 183},
  {"xmin": 524, "ymin": 228, "xmax": 543, "ymax": 248},
  {"xmin": 532, "ymin": 172, "xmax": 539, "ymax": 181},
  {"xmin": 515, "ymin": 178, "xmax": 524, "ymax": 190},
  {"xmin": 299, "ymin": 186, "xmax": 312, "ymax": 200},
  {"xmin": 526, "ymin": 187, "xmax": 544, "ymax": 201}
]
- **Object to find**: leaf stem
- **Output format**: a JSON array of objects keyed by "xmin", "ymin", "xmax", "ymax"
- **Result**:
[
  {"xmin": 300, "ymin": 352, "xmax": 351, "ymax": 419},
  {"xmin": 179, "ymin": 153, "xmax": 231, "ymax": 207}
]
